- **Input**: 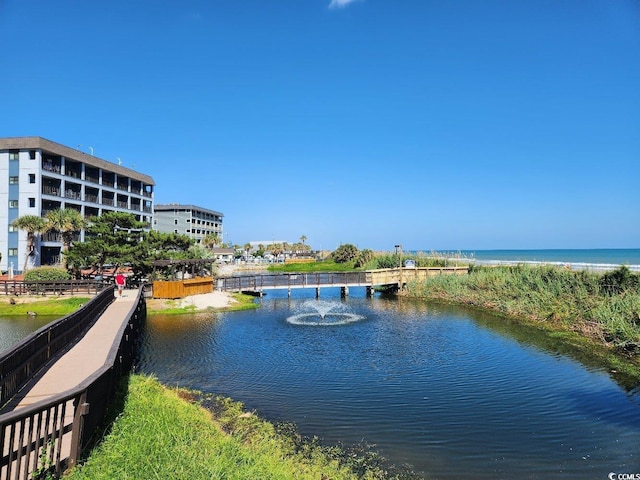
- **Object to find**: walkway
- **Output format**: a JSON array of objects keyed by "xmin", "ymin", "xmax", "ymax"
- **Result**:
[
  {"xmin": 217, "ymin": 267, "xmax": 469, "ymax": 296},
  {"xmin": 4, "ymin": 290, "xmax": 138, "ymax": 412}
]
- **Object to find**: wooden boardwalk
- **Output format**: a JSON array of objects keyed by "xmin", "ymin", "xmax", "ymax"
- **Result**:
[
  {"xmin": 1, "ymin": 289, "xmax": 141, "ymax": 480},
  {"xmin": 3, "ymin": 290, "xmax": 139, "ymax": 413}
]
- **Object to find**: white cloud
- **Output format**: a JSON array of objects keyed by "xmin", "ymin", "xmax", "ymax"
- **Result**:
[{"xmin": 329, "ymin": 0, "xmax": 362, "ymax": 9}]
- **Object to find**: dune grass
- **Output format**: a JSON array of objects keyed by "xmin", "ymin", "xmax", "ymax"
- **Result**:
[
  {"xmin": 267, "ymin": 252, "xmax": 468, "ymax": 273},
  {"xmin": 268, "ymin": 259, "xmax": 360, "ymax": 272},
  {"xmin": 65, "ymin": 375, "xmax": 412, "ymax": 480}
]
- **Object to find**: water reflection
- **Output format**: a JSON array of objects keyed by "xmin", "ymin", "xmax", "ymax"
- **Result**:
[
  {"xmin": 0, "ymin": 315, "xmax": 58, "ymax": 352},
  {"xmin": 139, "ymin": 288, "xmax": 640, "ymax": 479}
]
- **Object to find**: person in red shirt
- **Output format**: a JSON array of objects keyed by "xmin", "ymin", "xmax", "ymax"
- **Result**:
[{"xmin": 115, "ymin": 271, "xmax": 126, "ymax": 297}]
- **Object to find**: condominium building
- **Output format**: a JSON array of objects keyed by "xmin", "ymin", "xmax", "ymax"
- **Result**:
[
  {"xmin": 0, "ymin": 136, "xmax": 155, "ymax": 273},
  {"xmin": 154, "ymin": 204, "xmax": 223, "ymax": 245}
]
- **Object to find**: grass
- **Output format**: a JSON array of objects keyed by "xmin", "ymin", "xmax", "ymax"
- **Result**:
[
  {"xmin": 65, "ymin": 375, "xmax": 414, "ymax": 480},
  {"xmin": 268, "ymin": 260, "xmax": 362, "ymax": 272},
  {"xmin": 0, "ymin": 296, "xmax": 90, "ymax": 316},
  {"xmin": 267, "ymin": 253, "xmax": 463, "ymax": 273}
]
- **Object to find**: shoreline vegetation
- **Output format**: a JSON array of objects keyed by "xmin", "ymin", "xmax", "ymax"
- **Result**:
[
  {"xmin": 4, "ymin": 257, "xmax": 639, "ymax": 479},
  {"xmin": 65, "ymin": 375, "xmax": 419, "ymax": 480},
  {"xmin": 403, "ymin": 263, "xmax": 640, "ymax": 380}
]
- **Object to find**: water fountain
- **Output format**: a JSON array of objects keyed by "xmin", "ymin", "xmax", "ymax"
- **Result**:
[{"xmin": 286, "ymin": 300, "xmax": 365, "ymax": 326}]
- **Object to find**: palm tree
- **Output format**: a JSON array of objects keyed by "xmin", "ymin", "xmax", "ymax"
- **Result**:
[
  {"xmin": 270, "ymin": 243, "xmax": 284, "ymax": 262},
  {"xmin": 300, "ymin": 235, "xmax": 307, "ymax": 246},
  {"xmin": 45, "ymin": 208, "xmax": 86, "ymax": 268},
  {"xmin": 201, "ymin": 232, "xmax": 221, "ymax": 249},
  {"xmin": 11, "ymin": 215, "xmax": 49, "ymax": 272}
]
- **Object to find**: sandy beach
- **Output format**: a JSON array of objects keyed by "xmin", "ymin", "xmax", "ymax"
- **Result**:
[{"xmin": 177, "ymin": 290, "xmax": 237, "ymax": 310}]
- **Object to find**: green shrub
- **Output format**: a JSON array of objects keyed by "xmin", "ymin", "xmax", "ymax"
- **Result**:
[
  {"xmin": 600, "ymin": 266, "xmax": 640, "ymax": 295},
  {"xmin": 24, "ymin": 267, "xmax": 71, "ymax": 282},
  {"xmin": 354, "ymin": 249, "xmax": 375, "ymax": 268},
  {"xmin": 331, "ymin": 244, "xmax": 359, "ymax": 263}
]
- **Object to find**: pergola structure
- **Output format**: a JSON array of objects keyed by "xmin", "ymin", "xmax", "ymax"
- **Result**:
[
  {"xmin": 150, "ymin": 259, "xmax": 215, "ymax": 281},
  {"xmin": 150, "ymin": 259, "xmax": 216, "ymax": 299}
]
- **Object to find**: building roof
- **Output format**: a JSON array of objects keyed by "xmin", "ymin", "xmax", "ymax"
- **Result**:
[
  {"xmin": 154, "ymin": 204, "xmax": 224, "ymax": 217},
  {"xmin": 0, "ymin": 136, "xmax": 155, "ymax": 186}
]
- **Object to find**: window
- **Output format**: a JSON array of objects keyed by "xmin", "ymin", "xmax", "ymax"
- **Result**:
[
  {"xmin": 29, "ymin": 174, "xmax": 36, "ymax": 183},
  {"xmin": 29, "ymin": 150, "xmax": 36, "ymax": 160},
  {"xmin": 9, "ymin": 225, "xmax": 17, "ymax": 232},
  {"xmin": 174, "ymin": 219, "xmax": 178, "ymax": 225},
  {"xmin": 9, "ymin": 200, "xmax": 18, "ymax": 208},
  {"xmin": 29, "ymin": 197, "xmax": 36, "ymax": 207},
  {"xmin": 174, "ymin": 229, "xmax": 179, "ymax": 234},
  {"xmin": 9, "ymin": 150, "xmax": 19, "ymax": 161},
  {"xmin": 9, "ymin": 176, "xmax": 19, "ymax": 184},
  {"xmin": 8, "ymin": 248, "xmax": 18, "ymax": 256}
]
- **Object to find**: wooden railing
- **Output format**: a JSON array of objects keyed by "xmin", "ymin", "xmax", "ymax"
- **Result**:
[
  {"xmin": 0, "ymin": 288, "xmax": 114, "ymax": 407},
  {"xmin": 217, "ymin": 267, "xmax": 469, "ymax": 292},
  {"xmin": 0, "ymin": 280, "xmax": 106, "ymax": 297},
  {"xmin": 0, "ymin": 288, "xmax": 146, "ymax": 479},
  {"xmin": 218, "ymin": 272, "xmax": 370, "ymax": 292}
]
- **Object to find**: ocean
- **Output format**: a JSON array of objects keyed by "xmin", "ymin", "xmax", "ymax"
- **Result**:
[{"xmin": 414, "ymin": 249, "xmax": 640, "ymax": 272}]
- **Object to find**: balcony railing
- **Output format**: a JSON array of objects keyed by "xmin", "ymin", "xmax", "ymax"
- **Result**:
[
  {"xmin": 85, "ymin": 175, "xmax": 99, "ymax": 184},
  {"xmin": 85, "ymin": 194, "xmax": 99, "ymax": 203},
  {"xmin": 102, "ymin": 180, "xmax": 114, "ymax": 188},
  {"xmin": 42, "ymin": 186, "xmax": 61, "ymax": 196},
  {"xmin": 117, "ymin": 201, "xmax": 129, "ymax": 209},
  {"xmin": 66, "ymin": 170, "xmax": 81, "ymax": 179},
  {"xmin": 42, "ymin": 163, "xmax": 62, "ymax": 174},
  {"xmin": 65, "ymin": 190, "xmax": 82, "ymax": 200},
  {"xmin": 102, "ymin": 198, "xmax": 115, "ymax": 206}
]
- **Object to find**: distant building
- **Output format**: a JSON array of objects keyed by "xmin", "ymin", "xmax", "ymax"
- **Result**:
[
  {"xmin": 210, "ymin": 247, "xmax": 234, "ymax": 264},
  {"xmin": 0, "ymin": 136, "xmax": 155, "ymax": 272},
  {"xmin": 153, "ymin": 204, "xmax": 223, "ymax": 245}
]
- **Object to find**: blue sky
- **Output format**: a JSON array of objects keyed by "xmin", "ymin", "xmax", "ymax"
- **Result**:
[{"xmin": 1, "ymin": 0, "xmax": 638, "ymax": 251}]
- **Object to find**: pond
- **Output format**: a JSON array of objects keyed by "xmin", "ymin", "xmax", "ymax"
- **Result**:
[
  {"xmin": 0, "ymin": 315, "xmax": 58, "ymax": 352},
  {"xmin": 137, "ymin": 287, "xmax": 640, "ymax": 479}
]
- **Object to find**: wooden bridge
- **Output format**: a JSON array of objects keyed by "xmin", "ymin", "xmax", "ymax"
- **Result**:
[
  {"xmin": 0, "ymin": 287, "xmax": 145, "ymax": 480},
  {"xmin": 217, "ymin": 266, "xmax": 468, "ymax": 297}
]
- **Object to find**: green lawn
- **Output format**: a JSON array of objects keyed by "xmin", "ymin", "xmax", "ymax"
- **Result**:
[{"xmin": 0, "ymin": 296, "xmax": 90, "ymax": 316}]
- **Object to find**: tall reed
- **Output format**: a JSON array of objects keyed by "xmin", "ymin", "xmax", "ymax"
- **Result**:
[{"xmin": 405, "ymin": 265, "xmax": 640, "ymax": 348}]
